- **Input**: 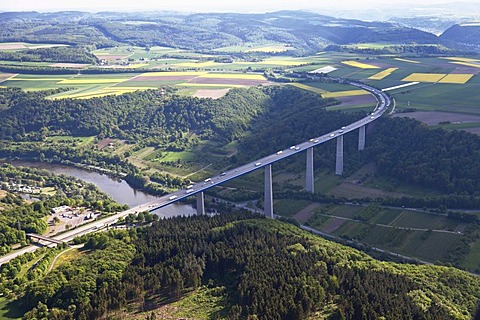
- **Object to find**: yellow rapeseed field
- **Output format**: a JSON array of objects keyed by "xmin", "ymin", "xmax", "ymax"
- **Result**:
[
  {"xmin": 199, "ymin": 73, "xmax": 266, "ymax": 80},
  {"xmin": 58, "ymin": 79, "xmax": 129, "ymax": 84},
  {"xmin": 394, "ymin": 58, "xmax": 420, "ymax": 64},
  {"xmin": 290, "ymin": 83, "xmax": 327, "ymax": 95},
  {"xmin": 402, "ymin": 73, "xmax": 446, "ymax": 83},
  {"xmin": 438, "ymin": 74, "xmax": 474, "ymax": 84},
  {"xmin": 443, "ymin": 57, "xmax": 480, "ymax": 63},
  {"xmin": 449, "ymin": 61, "xmax": 480, "ymax": 69},
  {"xmin": 368, "ymin": 68, "xmax": 398, "ymax": 80},
  {"xmin": 322, "ymin": 90, "xmax": 369, "ymax": 98},
  {"xmin": 341, "ymin": 60, "xmax": 380, "ymax": 69},
  {"xmin": 50, "ymin": 86, "xmax": 155, "ymax": 99}
]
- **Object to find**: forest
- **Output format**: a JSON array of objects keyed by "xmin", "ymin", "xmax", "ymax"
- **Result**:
[
  {"xmin": 367, "ymin": 117, "xmax": 480, "ymax": 195},
  {"xmin": 13, "ymin": 212, "xmax": 480, "ymax": 319},
  {"xmin": 0, "ymin": 11, "xmax": 458, "ymax": 54},
  {"xmin": 0, "ymin": 46, "xmax": 98, "ymax": 64},
  {"xmin": 0, "ymin": 86, "xmax": 336, "ymax": 146}
]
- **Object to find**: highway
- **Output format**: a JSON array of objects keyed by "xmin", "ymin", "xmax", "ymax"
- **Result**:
[{"xmin": 0, "ymin": 79, "xmax": 391, "ymax": 266}]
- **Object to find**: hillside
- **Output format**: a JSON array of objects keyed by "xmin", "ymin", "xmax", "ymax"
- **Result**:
[
  {"xmin": 16, "ymin": 212, "xmax": 480, "ymax": 319},
  {"xmin": 440, "ymin": 23, "xmax": 480, "ymax": 52},
  {"xmin": 0, "ymin": 11, "xmax": 441, "ymax": 54}
]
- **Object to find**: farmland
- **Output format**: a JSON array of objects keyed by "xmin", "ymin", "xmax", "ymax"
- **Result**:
[
  {"xmin": 1, "ymin": 46, "xmax": 478, "ymax": 118},
  {"xmin": 283, "ymin": 202, "xmax": 473, "ymax": 265}
]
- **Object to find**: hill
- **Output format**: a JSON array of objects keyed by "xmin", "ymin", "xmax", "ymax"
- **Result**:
[
  {"xmin": 0, "ymin": 11, "xmax": 441, "ymax": 54},
  {"xmin": 16, "ymin": 212, "xmax": 480, "ymax": 319},
  {"xmin": 440, "ymin": 23, "xmax": 480, "ymax": 52}
]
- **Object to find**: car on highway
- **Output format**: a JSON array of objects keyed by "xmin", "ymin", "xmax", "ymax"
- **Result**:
[
  {"xmin": 204, "ymin": 178, "xmax": 211, "ymax": 182},
  {"xmin": 220, "ymin": 172, "xmax": 226, "ymax": 176},
  {"xmin": 255, "ymin": 162, "xmax": 261, "ymax": 166},
  {"xmin": 186, "ymin": 189, "xmax": 194, "ymax": 194},
  {"xmin": 289, "ymin": 146, "xmax": 296, "ymax": 150},
  {"xmin": 295, "ymin": 146, "xmax": 300, "ymax": 150},
  {"xmin": 339, "ymin": 130, "xmax": 344, "ymax": 133},
  {"xmin": 309, "ymin": 138, "xmax": 319, "ymax": 143},
  {"xmin": 370, "ymin": 116, "xmax": 375, "ymax": 119},
  {"xmin": 330, "ymin": 133, "xmax": 335, "ymax": 137},
  {"xmin": 169, "ymin": 195, "xmax": 177, "ymax": 200}
]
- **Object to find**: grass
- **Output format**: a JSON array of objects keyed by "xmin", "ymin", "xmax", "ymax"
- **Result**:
[
  {"xmin": 313, "ymin": 172, "xmax": 342, "ymax": 194},
  {"xmin": 391, "ymin": 211, "xmax": 459, "ymax": 230},
  {"xmin": 290, "ymin": 83, "xmax": 327, "ymax": 95},
  {"xmin": 460, "ymin": 236, "xmax": 480, "ymax": 271},
  {"xmin": 273, "ymin": 199, "xmax": 313, "ymax": 217},
  {"xmin": 50, "ymin": 248, "xmax": 83, "ymax": 271},
  {"xmin": 46, "ymin": 135, "xmax": 95, "ymax": 148},
  {"xmin": 168, "ymin": 285, "xmax": 228, "ymax": 319},
  {"xmin": 326, "ymin": 205, "xmax": 364, "ymax": 219},
  {"xmin": 131, "ymin": 147, "xmax": 156, "ymax": 160},
  {"xmin": 322, "ymin": 89, "xmax": 369, "ymax": 98},
  {"xmin": 160, "ymin": 151, "xmax": 196, "ymax": 162}
]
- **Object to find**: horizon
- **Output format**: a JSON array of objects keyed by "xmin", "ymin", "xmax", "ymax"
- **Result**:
[{"xmin": 1, "ymin": 0, "xmax": 479, "ymax": 17}]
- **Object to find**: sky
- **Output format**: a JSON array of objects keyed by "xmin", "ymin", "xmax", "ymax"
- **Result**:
[{"xmin": 0, "ymin": 0, "xmax": 477, "ymax": 13}]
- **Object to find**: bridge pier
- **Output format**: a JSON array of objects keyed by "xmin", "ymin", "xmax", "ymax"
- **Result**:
[
  {"xmin": 196, "ymin": 192, "xmax": 205, "ymax": 215},
  {"xmin": 358, "ymin": 125, "xmax": 366, "ymax": 151},
  {"xmin": 264, "ymin": 165, "xmax": 273, "ymax": 218},
  {"xmin": 306, "ymin": 147, "xmax": 314, "ymax": 193},
  {"xmin": 335, "ymin": 135, "xmax": 344, "ymax": 175}
]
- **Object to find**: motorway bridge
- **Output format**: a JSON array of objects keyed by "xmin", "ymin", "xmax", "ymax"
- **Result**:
[
  {"xmin": 0, "ymin": 79, "xmax": 391, "ymax": 266},
  {"xmin": 140, "ymin": 79, "xmax": 391, "ymax": 218}
]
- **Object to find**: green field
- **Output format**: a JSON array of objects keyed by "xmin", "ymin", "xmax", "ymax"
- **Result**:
[{"xmin": 273, "ymin": 199, "xmax": 312, "ymax": 217}]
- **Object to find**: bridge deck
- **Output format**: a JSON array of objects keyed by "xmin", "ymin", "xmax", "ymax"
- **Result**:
[{"xmin": 27, "ymin": 233, "xmax": 65, "ymax": 244}]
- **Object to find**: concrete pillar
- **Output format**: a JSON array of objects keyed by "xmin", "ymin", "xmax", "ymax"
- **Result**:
[
  {"xmin": 264, "ymin": 165, "xmax": 273, "ymax": 218},
  {"xmin": 306, "ymin": 147, "xmax": 314, "ymax": 193},
  {"xmin": 335, "ymin": 135, "xmax": 344, "ymax": 175},
  {"xmin": 196, "ymin": 192, "xmax": 205, "ymax": 215},
  {"xmin": 358, "ymin": 125, "xmax": 366, "ymax": 151}
]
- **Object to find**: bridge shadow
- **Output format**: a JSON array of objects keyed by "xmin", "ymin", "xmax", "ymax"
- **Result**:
[{"xmin": 0, "ymin": 298, "xmax": 26, "ymax": 319}]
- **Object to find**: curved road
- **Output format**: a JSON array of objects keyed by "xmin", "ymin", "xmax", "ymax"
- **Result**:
[{"xmin": 0, "ymin": 79, "xmax": 391, "ymax": 266}]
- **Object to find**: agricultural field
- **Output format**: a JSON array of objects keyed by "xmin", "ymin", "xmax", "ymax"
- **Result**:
[
  {"xmin": 213, "ymin": 43, "xmax": 294, "ymax": 53},
  {"xmin": 0, "ymin": 42, "xmax": 69, "ymax": 51},
  {"xmin": 301, "ymin": 204, "xmax": 469, "ymax": 264},
  {"xmin": 2, "ymin": 49, "xmax": 480, "ymax": 126},
  {"xmin": 0, "ymin": 71, "xmax": 270, "ymax": 99}
]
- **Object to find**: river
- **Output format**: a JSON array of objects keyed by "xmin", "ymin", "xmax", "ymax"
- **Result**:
[{"xmin": 6, "ymin": 161, "xmax": 197, "ymax": 218}]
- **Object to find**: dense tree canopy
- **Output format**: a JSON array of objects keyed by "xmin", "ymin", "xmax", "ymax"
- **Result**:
[{"xmin": 18, "ymin": 213, "xmax": 480, "ymax": 319}]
